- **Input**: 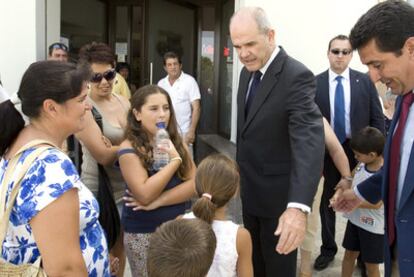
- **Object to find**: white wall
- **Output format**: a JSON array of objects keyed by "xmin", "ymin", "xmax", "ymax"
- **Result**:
[
  {"xmin": 0, "ymin": 0, "xmax": 59, "ymax": 95},
  {"xmin": 257, "ymin": 0, "xmax": 378, "ymax": 75},
  {"xmin": 47, "ymin": 0, "xmax": 61, "ymax": 51},
  {"xmin": 230, "ymin": 0, "xmax": 378, "ymax": 142}
]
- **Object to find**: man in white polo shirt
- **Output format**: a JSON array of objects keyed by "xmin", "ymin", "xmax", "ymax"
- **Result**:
[{"xmin": 158, "ymin": 51, "xmax": 201, "ymax": 157}]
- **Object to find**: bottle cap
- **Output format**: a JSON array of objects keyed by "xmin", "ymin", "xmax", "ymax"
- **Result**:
[{"xmin": 156, "ymin": 122, "xmax": 166, "ymax": 129}]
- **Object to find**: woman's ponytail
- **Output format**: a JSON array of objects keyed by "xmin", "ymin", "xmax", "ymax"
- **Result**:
[{"xmin": 0, "ymin": 100, "xmax": 25, "ymax": 156}]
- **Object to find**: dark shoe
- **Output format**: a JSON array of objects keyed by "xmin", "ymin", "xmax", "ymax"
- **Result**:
[{"xmin": 313, "ymin": 254, "xmax": 334, "ymax": 271}]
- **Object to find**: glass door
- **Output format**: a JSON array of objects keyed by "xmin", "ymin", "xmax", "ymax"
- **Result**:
[
  {"xmin": 109, "ymin": 1, "xmax": 144, "ymax": 92},
  {"xmin": 146, "ymin": 0, "xmax": 197, "ymax": 85}
]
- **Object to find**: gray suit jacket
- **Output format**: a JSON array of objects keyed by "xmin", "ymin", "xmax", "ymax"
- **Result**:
[{"xmin": 236, "ymin": 48, "xmax": 325, "ymax": 217}]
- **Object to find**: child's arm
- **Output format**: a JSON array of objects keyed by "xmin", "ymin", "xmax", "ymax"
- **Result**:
[
  {"xmin": 358, "ymin": 200, "xmax": 383, "ymax": 209},
  {"xmin": 118, "ymin": 139, "xmax": 181, "ymax": 205},
  {"xmin": 123, "ymin": 145, "xmax": 196, "ymax": 210},
  {"xmin": 236, "ymin": 227, "xmax": 254, "ymax": 277}
]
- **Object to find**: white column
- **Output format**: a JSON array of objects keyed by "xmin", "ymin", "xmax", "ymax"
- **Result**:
[{"xmin": 0, "ymin": 0, "xmax": 60, "ymax": 95}]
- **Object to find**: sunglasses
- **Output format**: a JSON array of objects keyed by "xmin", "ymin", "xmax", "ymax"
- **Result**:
[
  {"xmin": 50, "ymin": 43, "xmax": 68, "ymax": 52},
  {"xmin": 330, "ymin": 49, "xmax": 352, "ymax": 56},
  {"xmin": 90, "ymin": 69, "xmax": 116, "ymax": 83}
]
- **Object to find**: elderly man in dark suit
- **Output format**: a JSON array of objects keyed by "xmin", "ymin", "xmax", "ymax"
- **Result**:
[
  {"xmin": 314, "ymin": 35, "xmax": 384, "ymax": 271},
  {"xmin": 230, "ymin": 7, "xmax": 324, "ymax": 277},
  {"xmin": 331, "ymin": 1, "xmax": 414, "ymax": 276}
]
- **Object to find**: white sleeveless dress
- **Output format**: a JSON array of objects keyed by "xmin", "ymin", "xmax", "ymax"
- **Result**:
[{"xmin": 183, "ymin": 212, "xmax": 239, "ymax": 277}]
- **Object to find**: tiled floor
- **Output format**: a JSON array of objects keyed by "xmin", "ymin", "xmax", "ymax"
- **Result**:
[
  {"xmin": 305, "ymin": 214, "xmax": 385, "ymax": 277},
  {"xmin": 123, "ymin": 192, "xmax": 385, "ymax": 277}
]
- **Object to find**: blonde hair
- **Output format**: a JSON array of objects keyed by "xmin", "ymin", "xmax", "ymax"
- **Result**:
[{"xmin": 192, "ymin": 154, "xmax": 240, "ymax": 224}]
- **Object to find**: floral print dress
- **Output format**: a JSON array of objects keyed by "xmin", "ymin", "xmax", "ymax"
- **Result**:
[{"xmin": 0, "ymin": 147, "xmax": 110, "ymax": 277}]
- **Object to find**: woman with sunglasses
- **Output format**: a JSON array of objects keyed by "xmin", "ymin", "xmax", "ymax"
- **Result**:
[{"xmin": 76, "ymin": 42, "xmax": 130, "ymax": 277}]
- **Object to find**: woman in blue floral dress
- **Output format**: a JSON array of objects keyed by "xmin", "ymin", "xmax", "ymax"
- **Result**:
[{"xmin": 0, "ymin": 61, "xmax": 110, "ymax": 276}]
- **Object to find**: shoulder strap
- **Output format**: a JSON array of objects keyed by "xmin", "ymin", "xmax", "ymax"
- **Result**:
[
  {"xmin": 111, "ymin": 92, "xmax": 129, "ymax": 112},
  {"xmin": 91, "ymin": 106, "xmax": 103, "ymax": 131},
  {"xmin": 0, "ymin": 140, "xmax": 56, "ymax": 243}
]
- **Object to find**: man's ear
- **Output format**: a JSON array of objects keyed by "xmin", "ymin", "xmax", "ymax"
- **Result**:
[
  {"xmin": 405, "ymin": 37, "xmax": 414, "ymax": 57},
  {"xmin": 368, "ymin": 152, "xmax": 378, "ymax": 159}
]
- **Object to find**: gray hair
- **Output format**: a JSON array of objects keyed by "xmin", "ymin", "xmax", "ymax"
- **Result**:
[{"xmin": 231, "ymin": 6, "xmax": 272, "ymax": 34}]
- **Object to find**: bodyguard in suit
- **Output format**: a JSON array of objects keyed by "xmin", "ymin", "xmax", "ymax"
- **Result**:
[
  {"xmin": 331, "ymin": 1, "xmax": 414, "ymax": 276},
  {"xmin": 314, "ymin": 35, "xmax": 384, "ymax": 270},
  {"xmin": 230, "ymin": 7, "xmax": 324, "ymax": 276}
]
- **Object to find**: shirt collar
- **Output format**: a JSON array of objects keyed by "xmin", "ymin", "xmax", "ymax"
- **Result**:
[
  {"xmin": 329, "ymin": 67, "xmax": 350, "ymax": 82},
  {"xmin": 258, "ymin": 46, "xmax": 280, "ymax": 76},
  {"xmin": 168, "ymin": 71, "xmax": 183, "ymax": 83}
]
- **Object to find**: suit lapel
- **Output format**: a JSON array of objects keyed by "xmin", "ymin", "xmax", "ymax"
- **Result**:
[
  {"xmin": 241, "ymin": 49, "xmax": 286, "ymax": 134},
  {"xmin": 399, "ymin": 143, "xmax": 414, "ymax": 210},
  {"xmin": 383, "ymin": 97, "xmax": 402, "ymax": 203},
  {"xmin": 349, "ymin": 69, "xmax": 358, "ymax": 134},
  {"xmin": 320, "ymin": 71, "xmax": 330, "ymax": 122},
  {"xmin": 237, "ymin": 68, "xmax": 250, "ymax": 129},
  {"xmin": 392, "ymin": 96, "xmax": 414, "ymax": 211}
]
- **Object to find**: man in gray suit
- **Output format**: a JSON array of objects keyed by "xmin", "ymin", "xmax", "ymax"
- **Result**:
[{"xmin": 230, "ymin": 7, "xmax": 324, "ymax": 276}]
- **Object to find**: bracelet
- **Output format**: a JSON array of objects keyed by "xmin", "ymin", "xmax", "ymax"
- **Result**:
[
  {"xmin": 342, "ymin": 176, "xmax": 353, "ymax": 182},
  {"xmin": 170, "ymin": 157, "xmax": 182, "ymax": 164}
]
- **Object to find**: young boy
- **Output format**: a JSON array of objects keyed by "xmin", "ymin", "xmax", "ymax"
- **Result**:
[
  {"xmin": 341, "ymin": 127, "xmax": 385, "ymax": 277},
  {"xmin": 147, "ymin": 218, "xmax": 217, "ymax": 277}
]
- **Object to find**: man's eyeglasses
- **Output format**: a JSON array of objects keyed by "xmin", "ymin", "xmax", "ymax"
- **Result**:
[
  {"xmin": 91, "ymin": 69, "xmax": 116, "ymax": 83},
  {"xmin": 49, "ymin": 43, "xmax": 68, "ymax": 52},
  {"xmin": 330, "ymin": 49, "xmax": 352, "ymax": 56}
]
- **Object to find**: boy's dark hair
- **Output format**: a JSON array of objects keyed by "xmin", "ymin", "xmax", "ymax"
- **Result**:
[
  {"xmin": 349, "ymin": 0, "xmax": 414, "ymax": 56},
  {"xmin": 163, "ymin": 51, "xmax": 182, "ymax": 65},
  {"xmin": 350, "ymin": 127, "xmax": 385, "ymax": 156},
  {"xmin": 147, "ymin": 219, "xmax": 216, "ymax": 277}
]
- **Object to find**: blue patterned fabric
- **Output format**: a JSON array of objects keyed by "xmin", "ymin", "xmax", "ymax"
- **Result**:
[{"xmin": 0, "ymin": 147, "xmax": 110, "ymax": 276}]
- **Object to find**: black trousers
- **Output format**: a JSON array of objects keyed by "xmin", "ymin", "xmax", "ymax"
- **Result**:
[
  {"xmin": 243, "ymin": 212, "xmax": 297, "ymax": 277},
  {"xmin": 319, "ymin": 139, "xmax": 357, "ymax": 257}
]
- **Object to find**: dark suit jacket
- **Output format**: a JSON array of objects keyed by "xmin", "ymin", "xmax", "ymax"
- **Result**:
[
  {"xmin": 236, "ymin": 48, "xmax": 324, "ymax": 218},
  {"xmin": 358, "ymin": 96, "xmax": 414, "ymax": 277},
  {"xmin": 315, "ymin": 69, "xmax": 384, "ymax": 135}
]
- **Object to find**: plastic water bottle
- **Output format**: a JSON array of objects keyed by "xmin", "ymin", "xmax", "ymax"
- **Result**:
[{"xmin": 153, "ymin": 122, "xmax": 170, "ymax": 171}]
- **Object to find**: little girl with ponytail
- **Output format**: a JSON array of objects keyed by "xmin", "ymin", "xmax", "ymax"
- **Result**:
[{"xmin": 183, "ymin": 153, "xmax": 253, "ymax": 277}]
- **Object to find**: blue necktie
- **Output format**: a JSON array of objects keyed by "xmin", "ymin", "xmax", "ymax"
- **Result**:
[
  {"xmin": 245, "ymin": 71, "xmax": 262, "ymax": 117},
  {"xmin": 334, "ymin": 76, "xmax": 346, "ymax": 143}
]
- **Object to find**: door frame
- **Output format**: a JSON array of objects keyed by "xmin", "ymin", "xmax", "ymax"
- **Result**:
[{"xmin": 107, "ymin": 0, "xmax": 146, "ymax": 86}]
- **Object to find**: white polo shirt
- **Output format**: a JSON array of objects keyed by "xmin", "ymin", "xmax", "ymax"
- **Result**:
[{"xmin": 158, "ymin": 71, "xmax": 201, "ymax": 135}]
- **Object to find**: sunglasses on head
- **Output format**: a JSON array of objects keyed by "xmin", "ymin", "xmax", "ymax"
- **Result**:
[
  {"xmin": 330, "ymin": 49, "xmax": 352, "ymax": 56},
  {"xmin": 50, "ymin": 43, "xmax": 68, "ymax": 52},
  {"xmin": 90, "ymin": 69, "xmax": 116, "ymax": 83}
]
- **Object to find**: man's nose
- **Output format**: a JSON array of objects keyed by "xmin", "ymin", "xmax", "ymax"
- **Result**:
[{"xmin": 239, "ymin": 48, "xmax": 249, "ymax": 59}]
